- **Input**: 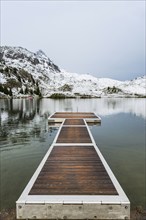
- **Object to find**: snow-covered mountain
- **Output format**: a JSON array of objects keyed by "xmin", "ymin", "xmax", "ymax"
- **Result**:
[{"xmin": 0, "ymin": 46, "xmax": 145, "ymax": 98}]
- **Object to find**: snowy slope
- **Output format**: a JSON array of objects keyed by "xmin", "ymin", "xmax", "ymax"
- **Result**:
[{"xmin": 0, "ymin": 46, "xmax": 145, "ymax": 98}]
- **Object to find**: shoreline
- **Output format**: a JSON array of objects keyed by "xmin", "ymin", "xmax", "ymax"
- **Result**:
[{"xmin": 0, "ymin": 93, "xmax": 146, "ymax": 99}]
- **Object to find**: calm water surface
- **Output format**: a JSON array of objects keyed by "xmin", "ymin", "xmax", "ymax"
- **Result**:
[{"xmin": 0, "ymin": 98, "xmax": 145, "ymax": 210}]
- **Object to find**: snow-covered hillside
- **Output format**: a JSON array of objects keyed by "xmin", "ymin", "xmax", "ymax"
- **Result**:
[{"xmin": 0, "ymin": 46, "xmax": 145, "ymax": 98}]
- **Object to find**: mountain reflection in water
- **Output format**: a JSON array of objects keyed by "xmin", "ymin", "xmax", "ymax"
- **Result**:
[{"xmin": 0, "ymin": 98, "xmax": 145, "ymax": 210}]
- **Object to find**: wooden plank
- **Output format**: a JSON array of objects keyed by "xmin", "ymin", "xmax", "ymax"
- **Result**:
[
  {"xmin": 29, "ymin": 145, "xmax": 118, "ymax": 195},
  {"xmin": 56, "ymin": 127, "xmax": 92, "ymax": 143},
  {"xmin": 63, "ymin": 119, "xmax": 85, "ymax": 125},
  {"xmin": 16, "ymin": 113, "xmax": 130, "ymax": 220},
  {"xmin": 50, "ymin": 112, "xmax": 98, "ymax": 119}
]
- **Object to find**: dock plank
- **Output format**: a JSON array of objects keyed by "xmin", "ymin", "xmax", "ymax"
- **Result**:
[
  {"xmin": 63, "ymin": 119, "xmax": 85, "ymax": 125},
  {"xmin": 29, "ymin": 145, "xmax": 118, "ymax": 195},
  {"xmin": 50, "ymin": 112, "xmax": 98, "ymax": 119},
  {"xmin": 56, "ymin": 127, "xmax": 92, "ymax": 143},
  {"xmin": 16, "ymin": 112, "xmax": 130, "ymax": 220}
]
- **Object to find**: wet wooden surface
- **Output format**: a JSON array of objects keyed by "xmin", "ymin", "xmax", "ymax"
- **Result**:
[
  {"xmin": 29, "ymin": 115, "xmax": 117, "ymax": 196},
  {"xmin": 56, "ymin": 127, "xmax": 92, "ymax": 143},
  {"xmin": 50, "ymin": 112, "xmax": 98, "ymax": 119},
  {"xmin": 64, "ymin": 119, "xmax": 85, "ymax": 125},
  {"xmin": 29, "ymin": 145, "xmax": 118, "ymax": 195}
]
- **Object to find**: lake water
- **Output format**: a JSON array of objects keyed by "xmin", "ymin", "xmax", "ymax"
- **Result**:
[{"xmin": 0, "ymin": 98, "xmax": 145, "ymax": 210}]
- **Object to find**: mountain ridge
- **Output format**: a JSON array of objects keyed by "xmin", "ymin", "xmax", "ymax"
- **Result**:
[{"xmin": 0, "ymin": 46, "xmax": 145, "ymax": 98}]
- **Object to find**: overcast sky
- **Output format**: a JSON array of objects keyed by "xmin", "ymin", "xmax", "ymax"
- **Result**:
[{"xmin": 1, "ymin": 0, "xmax": 145, "ymax": 80}]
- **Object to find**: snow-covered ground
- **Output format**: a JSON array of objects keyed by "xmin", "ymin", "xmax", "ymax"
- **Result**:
[{"xmin": 0, "ymin": 46, "xmax": 145, "ymax": 98}]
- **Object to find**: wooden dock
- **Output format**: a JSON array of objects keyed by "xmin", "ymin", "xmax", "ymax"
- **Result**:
[{"xmin": 16, "ymin": 112, "xmax": 130, "ymax": 219}]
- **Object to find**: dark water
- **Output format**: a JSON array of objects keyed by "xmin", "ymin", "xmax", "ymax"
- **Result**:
[{"xmin": 0, "ymin": 98, "xmax": 145, "ymax": 210}]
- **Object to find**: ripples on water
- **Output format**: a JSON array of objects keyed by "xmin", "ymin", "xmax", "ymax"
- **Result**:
[
  {"xmin": 0, "ymin": 98, "xmax": 145, "ymax": 210},
  {"xmin": 0, "ymin": 99, "xmax": 58, "ymax": 208}
]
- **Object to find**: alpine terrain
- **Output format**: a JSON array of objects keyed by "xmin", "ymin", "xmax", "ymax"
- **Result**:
[{"xmin": 0, "ymin": 46, "xmax": 145, "ymax": 98}]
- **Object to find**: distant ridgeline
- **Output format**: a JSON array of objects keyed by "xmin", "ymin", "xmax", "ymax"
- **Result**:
[{"xmin": 0, "ymin": 46, "xmax": 145, "ymax": 98}]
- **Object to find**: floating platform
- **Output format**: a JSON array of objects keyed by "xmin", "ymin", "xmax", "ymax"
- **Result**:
[
  {"xmin": 16, "ymin": 112, "xmax": 130, "ymax": 219},
  {"xmin": 48, "ymin": 112, "xmax": 101, "ymax": 124}
]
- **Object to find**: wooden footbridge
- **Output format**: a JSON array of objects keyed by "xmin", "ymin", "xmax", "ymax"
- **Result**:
[{"xmin": 16, "ymin": 112, "xmax": 130, "ymax": 219}]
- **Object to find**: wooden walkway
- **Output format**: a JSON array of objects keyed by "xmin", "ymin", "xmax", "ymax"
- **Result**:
[{"xmin": 16, "ymin": 112, "xmax": 130, "ymax": 220}]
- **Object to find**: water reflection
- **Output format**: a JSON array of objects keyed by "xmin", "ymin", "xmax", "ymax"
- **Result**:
[
  {"xmin": 0, "ymin": 98, "xmax": 58, "ymax": 209},
  {"xmin": 0, "ymin": 98, "xmax": 145, "ymax": 209},
  {"xmin": 1, "ymin": 98, "xmax": 145, "ymax": 122},
  {"xmin": 1, "ymin": 99, "xmax": 50, "ymax": 123},
  {"xmin": 33, "ymin": 98, "xmax": 146, "ymax": 119},
  {"xmin": 0, "ymin": 99, "xmax": 49, "ymax": 144}
]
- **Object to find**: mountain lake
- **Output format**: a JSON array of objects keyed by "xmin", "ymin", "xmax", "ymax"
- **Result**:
[{"xmin": 0, "ymin": 98, "xmax": 145, "ymax": 211}]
